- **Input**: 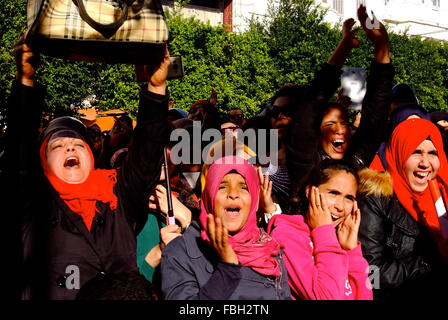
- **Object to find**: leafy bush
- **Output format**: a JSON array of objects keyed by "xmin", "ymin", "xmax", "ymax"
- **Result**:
[{"xmin": 1, "ymin": 0, "xmax": 447, "ymax": 134}]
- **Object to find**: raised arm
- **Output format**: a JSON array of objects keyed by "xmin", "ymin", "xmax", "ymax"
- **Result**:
[
  {"xmin": 345, "ymin": 5, "xmax": 394, "ymax": 169},
  {"xmin": 114, "ymin": 48, "xmax": 171, "ymax": 226},
  {"xmin": 6, "ymin": 35, "xmax": 44, "ymax": 217},
  {"xmin": 286, "ymin": 19, "xmax": 359, "ymax": 192}
]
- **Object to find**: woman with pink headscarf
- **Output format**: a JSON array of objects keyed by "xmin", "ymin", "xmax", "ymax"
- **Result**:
[{"xmin": 160, "ymin": 156, "xmax": 291, "ymax": 300}]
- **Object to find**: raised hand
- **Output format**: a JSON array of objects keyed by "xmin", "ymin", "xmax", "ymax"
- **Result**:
[
  {"xmin": 159, "ymin": 223, "xmax": 182, "ymax": 251},
  {"xmin": 148, "ymin": 184, "xmax": 192, "ymax": 229},
  {"xmin": 145, "ymin": 44, "xmax": 170, "ymax": 95},
  {"xmin": 207, "ymin": 214, "xmax": 239, "ymax": 265},
  {"xmin": 307, "ymin": 186, "xmax": 333, "ymax": 229},
  {"xmin": 357, "ymin": 5, "xmax": 388, "ymax": 45},
  {"xmin": 341, "ymin": 18, "xmax": 361, "ymax": 49},
  {"xmin": 337, "ymin": 200, "xmax": 361, "ymax": 251},
  {"xmin": 357, "ymin": 4, "xmax": 390, "ymax": 63},
  {"xmin": 14, "ymin": 34, "xmax": 40, "ymax": 87},
  {"xmin": 327, "ymin": 18, "xmax": 360, "ymax": 68},
  {"xmin": 257, "ymin": 167, "xmax": 276, "ymax": 214}
]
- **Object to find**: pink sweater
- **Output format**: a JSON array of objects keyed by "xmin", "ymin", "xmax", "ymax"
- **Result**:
[{"xmin": 268, "ymin": 214, "xmax": 372, "ymax": 300}]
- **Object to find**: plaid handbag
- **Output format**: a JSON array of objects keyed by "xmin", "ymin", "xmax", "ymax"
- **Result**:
[{"xmin": 26, "ymin": 0, "xmax": 169, "ymax": 63}]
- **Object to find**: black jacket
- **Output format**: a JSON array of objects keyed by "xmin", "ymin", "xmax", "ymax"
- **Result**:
[
  {"xmin": 357, "ymin": 169, "xmax": 448, "ymax": 300},
  {"xmin": 5, "ymin": 81, "xmax": 169, "ymax": 300}
]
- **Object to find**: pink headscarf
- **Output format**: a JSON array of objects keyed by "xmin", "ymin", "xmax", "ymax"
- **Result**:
[{"xmin": 199, "ymin": 156, "xmax": 281, "ymax": 276}]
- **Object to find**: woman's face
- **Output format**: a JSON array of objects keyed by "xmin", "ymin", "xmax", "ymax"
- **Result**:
[
  {"xmin": 270, "ymin": 96, "xmax": 293, "ymax": 141},
  {"xmin": 316, "ymin": 170, "xmax": 357, "ymax": 226},
  {"xmin": 46, "ymin": 132, "xmax": 92, "ymax": 184},
  {"xmin": 214, "ymin": 173, "xmax": 252, "ymax": 235},
  {"xmin": 405, "ymin": 139, "xmax": 440, "ymax": 193},
  {"xmin": 320, "ymin": 107, "xmax": 351, "ymax": 160}
]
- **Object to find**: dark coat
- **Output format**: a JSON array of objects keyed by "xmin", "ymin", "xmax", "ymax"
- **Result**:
[
  {"xmin": 5, "ymin": 81, "xmax": 169, "ymax": 300},
  {"xmin": 357, "ymin": 169, "xmax": 448, "ymax": 300},
  {"xmin": 160, "ymin": 222, "xmax": 292, "ymax": 300}
]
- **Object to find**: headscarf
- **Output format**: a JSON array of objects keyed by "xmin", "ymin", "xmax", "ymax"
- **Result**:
[
  {"xmin": 372, "ymin": 103, "xmax": 430, "ymax": 171},
  {"xmin": 40, "ymin": 131, "xmax": 118, "ymax": 231},
  {"xmin": 200, "ymin": 138, "xmax": 257, "ymax": 192},
  {"xmin": 385, "ymin": 118, "xmax": 447, "ymax": 244},
  {"xmin": 199, "ymin": 156, "xmax": 281, "ymax": 276}
]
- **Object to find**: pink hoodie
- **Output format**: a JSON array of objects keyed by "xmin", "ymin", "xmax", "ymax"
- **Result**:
[{"xmin": 268, "ymin": 214, "xmax": 372, "ymax": 300}]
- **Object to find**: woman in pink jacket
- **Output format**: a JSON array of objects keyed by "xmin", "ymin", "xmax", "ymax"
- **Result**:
[{"xmin": 268, "ymin": 160, "xmax": 372, "ymax": 300}]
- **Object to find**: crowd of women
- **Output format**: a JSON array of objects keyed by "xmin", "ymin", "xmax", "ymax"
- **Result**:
[{"xmin": 4, "ymin": 4, "xmax": 448, "ymax": 301}]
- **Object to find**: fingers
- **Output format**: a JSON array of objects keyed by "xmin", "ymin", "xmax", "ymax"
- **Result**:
[
  {"xmin": 207, "ymin": 214, "xmax": 216, "ymax": 243},
  {"xmin": 319, "ymin": 191, "xmax": 329, "ymax": 213},
  {"xmin": 160, "ymin": 224, "xmax": 181, "ymax": 248},
  {"xmin": 257, "ymin": 167, "xmax": 263, "ymax": 185},
  {"xmin": 215, "ymin": 216, "xmax": 223, "ymax": 246},
  {"xmin": 207, "ymin": 214, "xmax": 229, "ymax": 249},
  {"xmin": 352, "ymin": 200, "xmax": 358, "ymax": 215},
  {"xmin": 267, "ymin": 180, "xmax": 272, "ymax": 196},
  {"xmin": 343, "ymin": 18, "xmax": 356, "ymax": 30},
  {"xmin": 353, "ymin": 207, "xmax": 361, "ymax": 228},
  {"xmin": 310, "ymin": 186, "xmax": 318, "ymax": 210},
  {"xmin": 357, "ymin": 4, "xmax": 368, "ymax": 28}
]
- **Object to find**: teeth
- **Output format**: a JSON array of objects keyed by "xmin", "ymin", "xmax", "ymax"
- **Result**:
[
  {"xmin": 64, "ymin": 157, "xmax": 79, "ymax": 167},
  {"xmin": 415, "ymin": 172, "xmax": 428, "ymax": 179},
  {"xmin": 331, "ymin": 215, "xmax": 339, "ymax": 220},
  {"xmin": 333, "ymin": 139, "xmax": 345, "ymax": 143}
]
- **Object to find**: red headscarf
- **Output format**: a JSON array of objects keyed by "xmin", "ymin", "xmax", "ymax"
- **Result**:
[
  {"xmin": 385, "ymin": 118, "xmax": 447, "ymax": 243},
  {"xmin": 40, "ymin": 133, "xmax": 118, "ymax": 231},
  {"xmin": 199, "ymin": 156, "xmax": 281, "ymax": 276}
]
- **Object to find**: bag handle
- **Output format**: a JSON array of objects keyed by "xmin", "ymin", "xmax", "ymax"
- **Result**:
[{"xmin": 73, "ymin": 0, "xmax": 134, "ymax": 38}]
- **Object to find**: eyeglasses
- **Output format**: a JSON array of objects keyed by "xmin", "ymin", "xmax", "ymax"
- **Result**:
[{"xmin": 267, "ymin": 104, "xmax": 296, "ymax": 118}]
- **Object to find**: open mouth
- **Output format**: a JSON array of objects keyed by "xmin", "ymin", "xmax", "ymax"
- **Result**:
[
  {"xmin": 331, "ymin": 214, "xmax": 340, "ymax": 222},
  {"xmin": 225, "ymin": 206, "xmax": 241, "ymax": 218},
  {"xmin": 413, "ymin": 171, "xmax": 430, "ymax": 184},
  {"xmin": 64, "ymin": 156, "xmax": 80, "ymax": 168},
  {"xmin": 331, "ymin": 139, "xmax": 345, "ymax": 153}
]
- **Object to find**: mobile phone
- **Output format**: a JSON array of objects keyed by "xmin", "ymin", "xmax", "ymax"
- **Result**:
[
  {"xmin": 135, "ymin": 55, "xmax": 184, "ymax": 83},
  {"xmin": 340, "ymin": 67, "xmax": 367, "ymax": 111},
  {"xmin": 167, "ymin": 55, "xmax": 184, "ymax": 80}
]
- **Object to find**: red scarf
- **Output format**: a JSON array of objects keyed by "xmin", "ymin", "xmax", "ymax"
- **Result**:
[
  {"xmin": 384, "ymin": 119, "xmax": 447, "ymax": 244},
  {"xmin": 40, "ymin": 134, "xmax": 118, "ymax": 231}
]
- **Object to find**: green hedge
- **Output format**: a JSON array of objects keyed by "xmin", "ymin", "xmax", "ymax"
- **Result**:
[{"xmin": 1, "ymin": 0, "xmax": 447, "ymax": 131}]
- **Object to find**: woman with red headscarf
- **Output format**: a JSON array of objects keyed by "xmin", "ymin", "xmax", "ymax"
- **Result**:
[
  {"xmin": 160, "ymin": 156, "xmax": 291, "ymax": 300},
  {"xmin": 358, "ymin": 118, "xmax": 448, "ymax": 300},
  {"xmin": 6, "ymin": 36, "xmax": 171, "ymax": 300}
]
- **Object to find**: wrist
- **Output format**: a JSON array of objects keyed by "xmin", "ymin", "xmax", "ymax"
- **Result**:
[
  {"xmin": 266, "ymin": 203, "xmax": 277, "ymax": 214},
  {"xmin": 374, "ymin": 43, "xmax": 390, "ymax": 64},
  {"xmin": 147, "ymin": 82, "xmax": 167, "ymax": 95},
  {"xmin": 17, "ymin": 76, "xmax": 34, "ymax": 87}
]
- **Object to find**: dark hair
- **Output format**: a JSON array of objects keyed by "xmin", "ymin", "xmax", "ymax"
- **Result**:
[
  {"xmin": 297, "ymin": 159, "xmax": 359, "ymax": 214},
  {"xmin": 118, "ymin": 115, "xmax": 133, "ymax": 129},
  {"xmin": 271, "ymin": 84, "xmax": 308, "ymax": 105},
  {"xmin": 323, "ymin": 102, "xmax": 349, "ymax": 121}
]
